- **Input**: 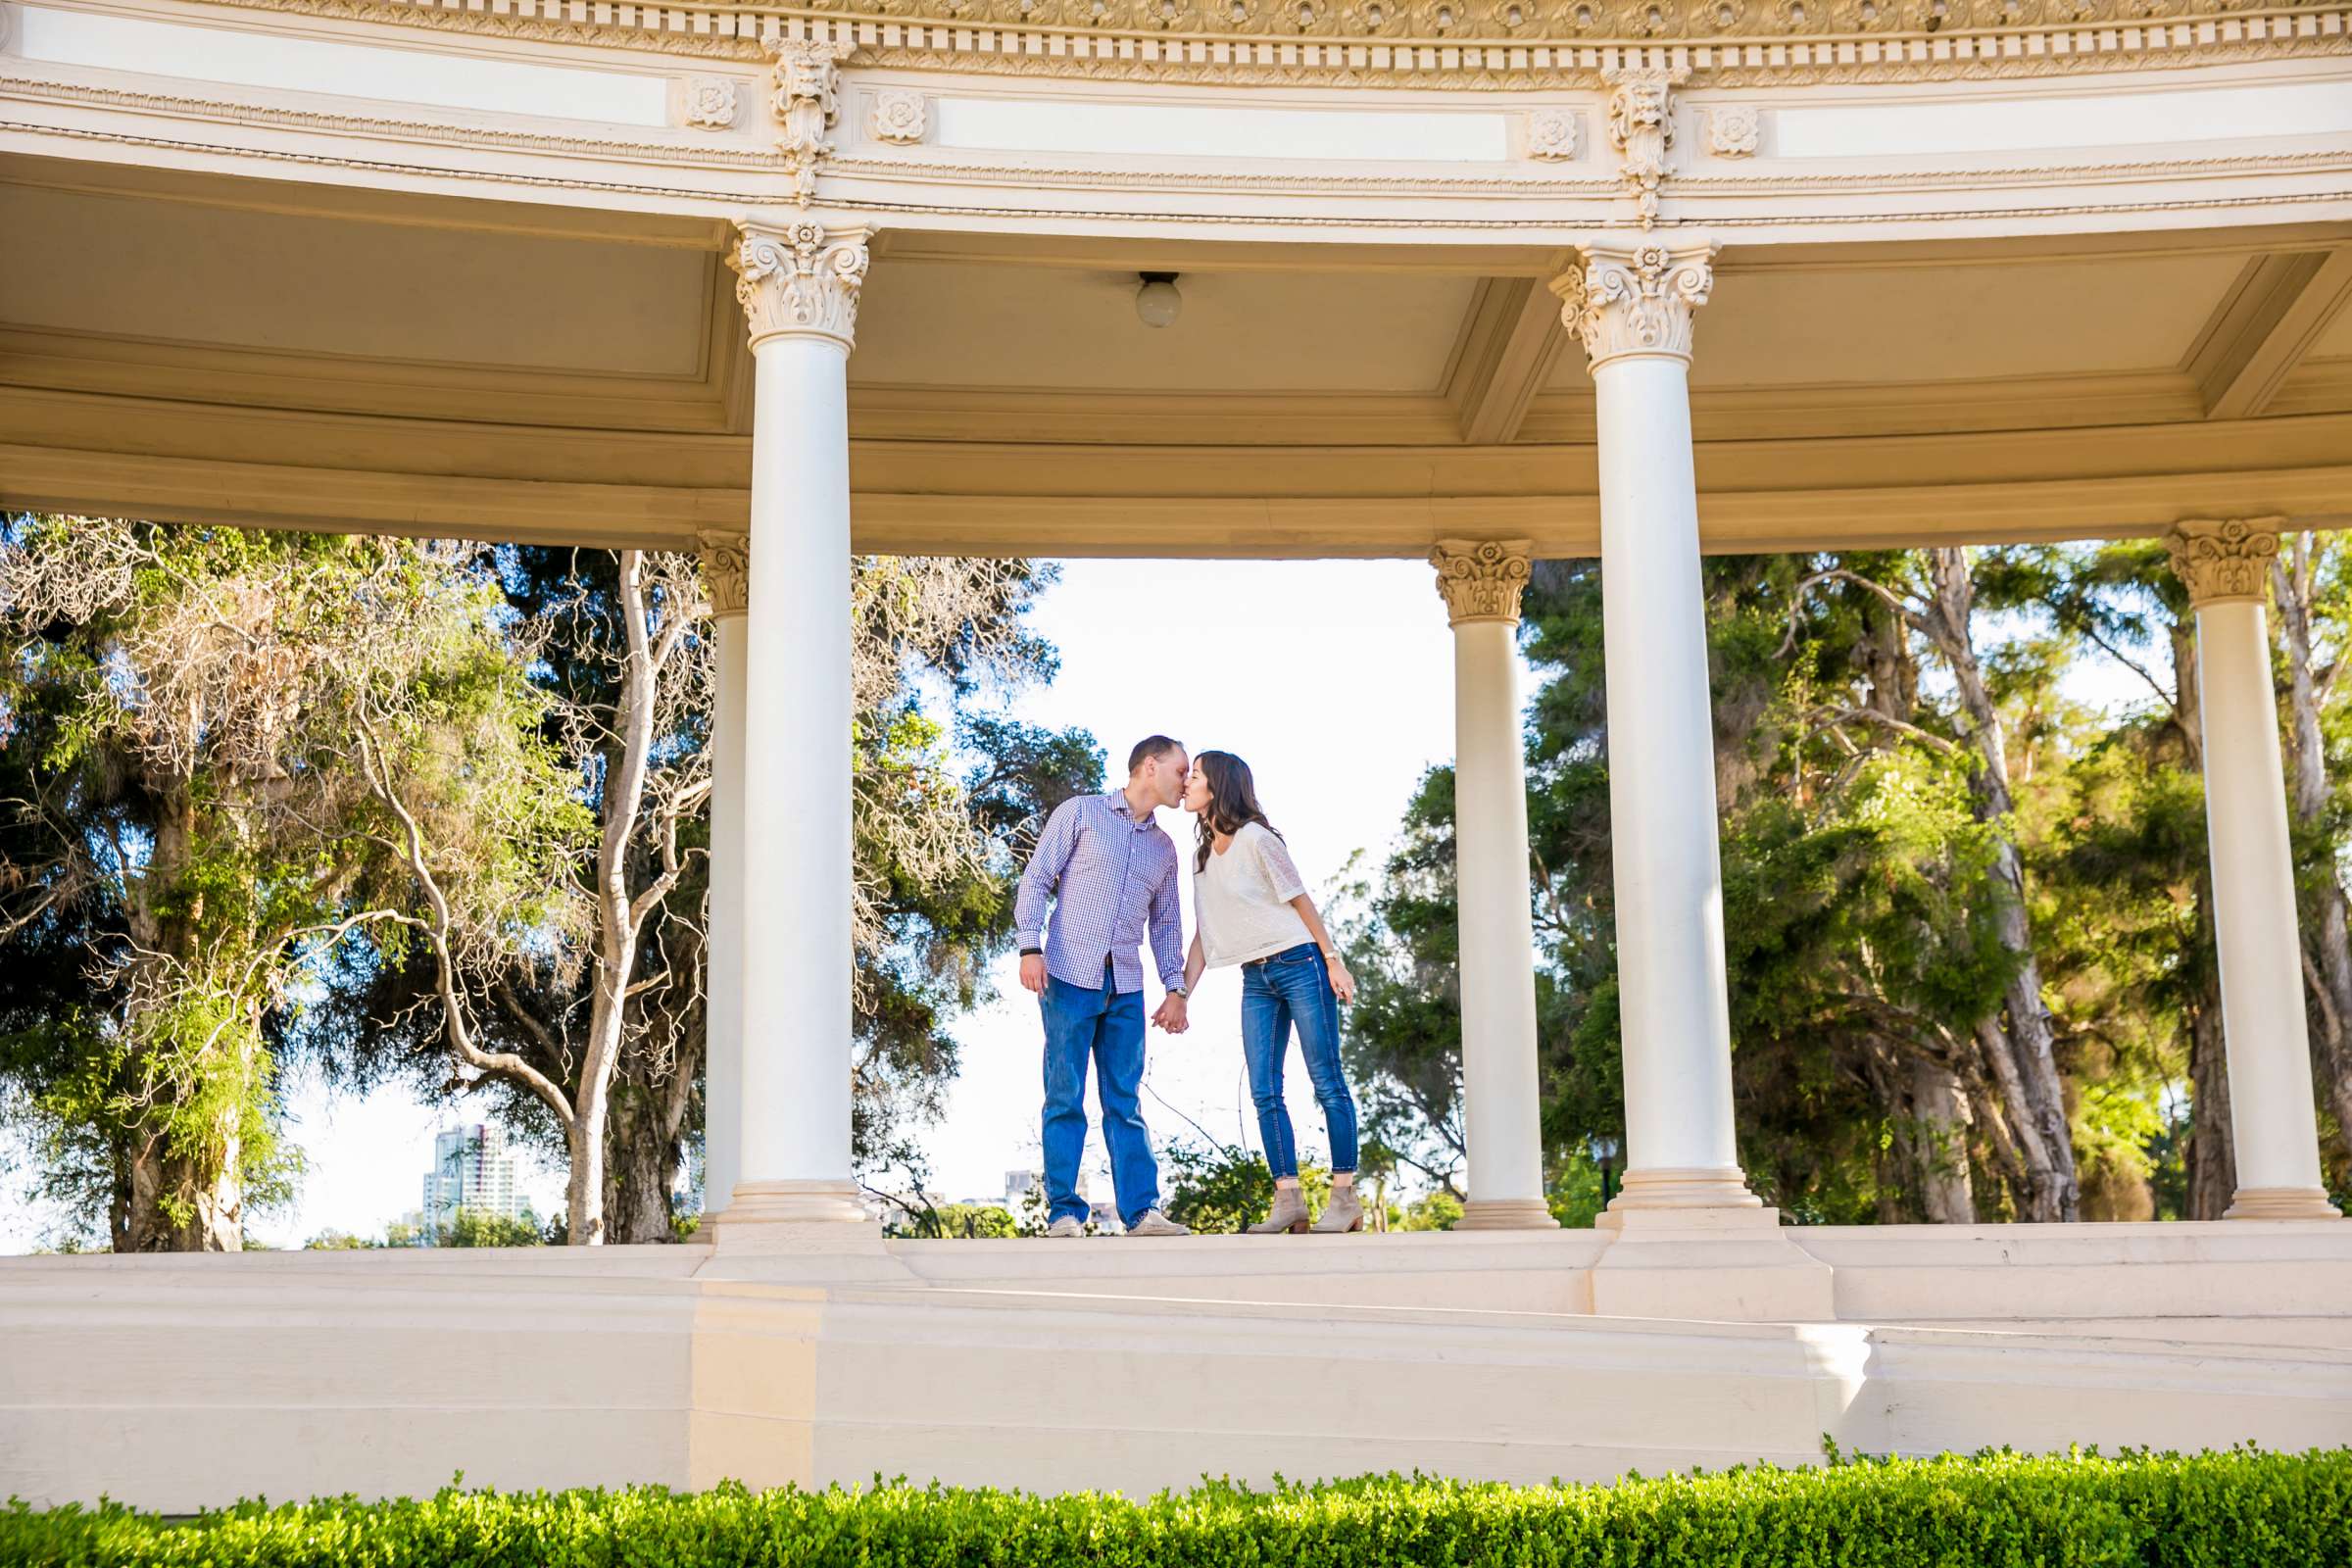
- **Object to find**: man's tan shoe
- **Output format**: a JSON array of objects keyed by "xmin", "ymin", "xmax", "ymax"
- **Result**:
[
  {"xmin": 1122, "ymin": 1208, "xmax": 1191, "ymax": 1237},
  {"xmin": 1311, "ymin": 1185, "xmax": 1364, "ymax": 1234},
  {"xmin": 1248, "ymin": 1186, "xmax": 1310, "ymax": 1234},
  {"xmin": 1044, "ymin": 1215, "xmax": 1083, "ymax": 1238}
]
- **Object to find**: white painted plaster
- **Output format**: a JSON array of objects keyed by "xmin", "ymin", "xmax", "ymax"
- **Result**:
[
  {"xmin": 932, "ymin": 96, "xmax": 1511, "ymax": 162},
  {"xmin": 1774, "ymin": 79, "xmax": 2352, "ymax": 159},
  {"xmin": 13, "ymin": 6, "xmax": 669, "ymax": 124},
  {"xmin": 1450, "ymin": 615, "xmax": 1550, "ymax": 1224},
  {"xmin": 2196, "ymin": 599, "xmax": 2332, "ymax": 1201}
]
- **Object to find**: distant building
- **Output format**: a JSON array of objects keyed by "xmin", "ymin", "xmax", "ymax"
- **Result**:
[{"xmin": 420, "ymin": 1123, "xmax": 524, "ymax": 1238}]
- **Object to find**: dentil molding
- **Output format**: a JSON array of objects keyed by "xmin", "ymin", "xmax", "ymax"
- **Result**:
[
  {"xmin": 731, "ymin": 221, "xmax": 870, "ymax": 350},
  {"xmin": 1552, "ymin": 239, "xmax": 1718, "ymax": 370},
  {"xmin": 698, "ymin": 531, "xmax": 751, "ymax": 616},
  {"xmin": 2166, "ymin": 517, "xmax": 2283, "ymax": 608},
  {"xmin": 1432, "ymin": 539, "xmax": 1535, "ymax": 627}
]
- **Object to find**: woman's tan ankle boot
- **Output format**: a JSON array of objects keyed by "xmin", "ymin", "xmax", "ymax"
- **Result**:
[
  {"xmin": 1248, "ymin": 1185, "xmax": 1310, "ymax": 1234},
  {"xmin": 1311, "ymin": 1185, "xmax": 1363, "ymax": 1234}
]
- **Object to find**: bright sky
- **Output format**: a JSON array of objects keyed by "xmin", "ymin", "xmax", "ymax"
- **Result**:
[{"xmin": 0, "ymin": 558, "xmax": 1480, "ymax": 1250}]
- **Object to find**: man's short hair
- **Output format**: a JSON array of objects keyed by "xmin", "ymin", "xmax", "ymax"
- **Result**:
[{"xmin": 1127, "ymin": 735, "xmax": 1184, "ymax": 774}]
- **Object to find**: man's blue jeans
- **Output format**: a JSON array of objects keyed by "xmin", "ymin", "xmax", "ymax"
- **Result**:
[
  {"xmin": 1242, "ymin": 942, "xmax": 1359, "ymax": 1180},
  {"xmin": 1040, "ymin": 971, "xmax": 1160, "ymax": 1228}
]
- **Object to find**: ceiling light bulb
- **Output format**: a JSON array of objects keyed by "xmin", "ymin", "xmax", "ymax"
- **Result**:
[{"xmin": 1135, "ymin": 271, "xmax": 1182, "ymax": 328}]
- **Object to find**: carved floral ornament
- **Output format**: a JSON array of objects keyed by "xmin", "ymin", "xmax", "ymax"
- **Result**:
[
  {"xmin": 731, "ymin": 221, "xmax": 871, "ymax": 350},
  {"xmin": 1524, "ymin": 107, "xmax": 1580, "ymax": 161},
  {"xmin": 1432, "ymin": 540, "xmax": 1535, "ymax": 626},
  {"xmin": 870, "ymin": 87, "xmax": 931, "ymax": 144},
  {"xmin": 2166, "ymin": 517, "xmax": 2282, "ymax": 609},
  {"xmin": 1552, "ymin": 239, "xmax": 1716, "ymax": 370},
  {"xmin": 153, "ymin": 0, "xmax": 2352, "ymax": 90},
  {"xmin": 698, "ymin": 531, "xmax": 752, "ymax": 616},
  {"xmin": 681, "ymin": 75, "xmax": 741, "ymax": 130}
]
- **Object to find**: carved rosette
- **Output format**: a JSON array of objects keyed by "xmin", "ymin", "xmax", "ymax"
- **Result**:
[
  {"xmin": 698, "ymin": 530, "xmax": 751, "ymax": 617},
  {"xmin": 2166, "ymin": 517, "xmax": 2282, "ymax": 609},
  {"xmin": 1602, "ymin": 66, "xmax": 1684, "ymax": 228},
  {"xmin": 870, "ymin": 87, "xmax": 930, "ymax": 144},
  {"xmin": 766, "ymin": 36, "xmax": 852, "ymax": 207},
  {"xmin": 1706, "ymin": 103, "xmax": 1759, "ymax": 157},
  {"xmin": 1524, "ymin": 107, "xmax": 1580, "ymax": 161},
  {"xmin": 1551, "ymin": 240, "xmax": 1717, "ymax": 371},
  {"xmin": 1431, "ymin": 539, "xmax": 1534, "ymax": 627},
  {"xmin": 730, "ymin": 222, "xmax": 870, "ymax": 351},
  {"xmin": 681, "ymin": 75, "xmax": 741, "ymax": 130}
]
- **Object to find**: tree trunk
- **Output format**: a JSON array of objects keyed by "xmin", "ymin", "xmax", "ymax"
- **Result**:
[
  {"xmin": 122, "ymin": 1121, "xmax": 243, "ymax": 1251},
  {"xmin": 2272, "ymin": 543, "xmax": 2352, "ymax": 1168},
  {"xmin": 603, "ymin": 1080, "xmax": 681, "ymax": 1244},
  {"xmin": 1911, "ymin": 1058, "xmax": 1977, "ymax": 1223},
  {"xmin": 2185, "ymin": 925, "xmax": 2236, "ymax": 1221},
  {"xmin": 1923, "ymin": 549, "xmax": 2080, "ymax": 1222}
]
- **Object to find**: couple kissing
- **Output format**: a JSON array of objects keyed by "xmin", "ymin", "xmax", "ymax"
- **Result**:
[{"xmin": 1012, "ymin": 736, "xmax": 1362, "ymax": 1239}]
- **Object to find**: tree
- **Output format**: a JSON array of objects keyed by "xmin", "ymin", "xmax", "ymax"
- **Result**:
[
  {"xmin": 344, "ymin": 548, "xmax": 705, "ymax": 1247},
  {"xmin": 321, "ymin": 551, "xmax": 1097, "ymax": 1243},
  {"xmin": 0, "ymin": 520, "xmax": 528, "ymax": 1250}
]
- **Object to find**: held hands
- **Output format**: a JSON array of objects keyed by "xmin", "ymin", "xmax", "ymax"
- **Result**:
[
  {"xmin": 1019, "ymin": 953, "xmax": 1048, "ymax": 996},
  {"xmin": 1326, "ymin": 954, "xmax": 1357, "ymax": 1005},
  {"xmin": 1152, "ymin": 993, "xmax": 1190, "ymax": 1034}
]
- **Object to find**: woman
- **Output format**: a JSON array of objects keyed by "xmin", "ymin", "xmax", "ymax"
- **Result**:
[{"xmin": 1179, "ymin": 751, "xmax": 1364, "ymax": 1235}]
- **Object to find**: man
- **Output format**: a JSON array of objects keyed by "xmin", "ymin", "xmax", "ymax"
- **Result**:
[{"xmin": 1014, "ymin": 735, "xmax": 1194, "ymax": 1238}]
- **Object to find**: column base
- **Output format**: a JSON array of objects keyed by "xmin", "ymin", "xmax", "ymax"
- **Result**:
[
  {"xmin": 1588, "ymin": 1201, "xmax": 1833, "ymax": 1321},
  {"xmin": 1454, "ymin": 1197, "xmax": 1560, "ymax": 1231},
  {"xmin": 702, "ymin": 1180, "xmax": 880, "ymax": 1250},
  {"xmin": 2225, "ymin": 1186, "xmax": 2344, "ymax": 1221},
  {"xmin": 1594, "ymin": 1165, "xmax": 1764, "ymax": 1227}
]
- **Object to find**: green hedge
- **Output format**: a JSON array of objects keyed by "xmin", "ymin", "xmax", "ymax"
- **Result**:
[{"xmin": 9, "ymin": 1446, "xmax": 2350, "ymax": 1567}]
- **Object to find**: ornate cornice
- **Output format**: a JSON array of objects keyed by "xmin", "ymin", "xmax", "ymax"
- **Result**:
[
  {"xmin": 698, "ymin": 531, "xmax": 752, "ymax": 616},
  {"xmin": 1553, "ymin": 239, "xmax": 1717, "ymax": 371},
  {"xmin": 731, "ymin": 221, "xmax": 870, "ymax": 350},
  {"xmin": 2166, "ymin": 517, "xmax": 2282, "ymax": 608},
  {"xmin": 1432, "ymin": 539, "xmax": 1535, "ymax": 626},
  {"xmin": 145, "ymin": 0, "xmax": 2352, "ymax": 89}
]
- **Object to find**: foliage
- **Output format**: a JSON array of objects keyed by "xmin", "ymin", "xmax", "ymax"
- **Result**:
[
  {"xmin": 0, "ymin": 520, "xmax": 537, "ymax": 1250},
  {"xmin": 7, "ymin": 1448, "xmax": 2350, "ymax": 1567},
  {"xmin": 882, "ymin": 1201, "xmax": 1018, "ymax": 1240}
]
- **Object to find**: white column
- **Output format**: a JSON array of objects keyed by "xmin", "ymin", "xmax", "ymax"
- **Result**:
[
  {"xmin": 1553, "ymin": 239, "xmax": 1762, "ymax": 1217},
  {"xmin": 697, "ymin": 534, "xmax": 748, "ymax": 1226},
  {"xmin": 1433, "ymin": 541, "xmax": 1557, "ymax": 1231},
  {"xmin": 711, "ymin": 221, "xmax": 870, "ymax": 1231},
  {"xmin": 2167, "ymin": 519, "xmax": 2340, "ymax": 1222}
]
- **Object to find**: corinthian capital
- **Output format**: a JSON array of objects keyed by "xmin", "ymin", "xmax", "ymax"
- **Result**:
[
  {"xmin": 1432, "ymin": 539, "xmax": 1533, "ymax": 627},
  {"xmin": 2166, "ymin": 517, "xmax": 2282, "ymax": 609},
  {"xmin": 698, "ymin": 530, "xmax": 749, "ymax": 617},
  {"xmin": 730, "ymin": 221, "xmax": 869, "ymax": 351},
  {"xmin": 1550, "ymin": 240, "xmax": 1717, "ymax": 373}
]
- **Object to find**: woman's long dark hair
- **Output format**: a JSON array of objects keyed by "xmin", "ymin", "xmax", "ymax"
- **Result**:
[{"xmin": 1193, "ymin": 750, "xmax": 1283, "ymax": 873}]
